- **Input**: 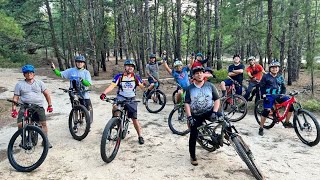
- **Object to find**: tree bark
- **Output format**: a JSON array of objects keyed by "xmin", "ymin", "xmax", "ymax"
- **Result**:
[{"xmin": 266, "ymin": 0, "xmax": 273, "ymax": 63}]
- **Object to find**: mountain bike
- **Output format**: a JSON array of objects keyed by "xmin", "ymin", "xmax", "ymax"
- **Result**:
[
  {"xmin": 142, "ymin": 81, "xmax": 166, "ymax": 113},
  {"xmin": 254, "ymin": 89, "xmax": 320, "ymax": 146},
  {"xmin": 244, "ymin": 78, "xmax": 261, "ymax": 104},
  {"xmin": 196, "ymin": 115, "xmax": 264, "ymax": 180},
  {"xmin": 100, "ymin": 97, "xmax": 140, "ymax": 163},
  {"xmin": 168, "ymin": 90, "xmax": 190, "ymax": 135},
  {"xmin": 59, "ymin": 87, "xmax": 91, "ymax": 141},
  {"xmin": 221, "ymin": 77, "xmax": 248, "ymax": 122},
  {"xmin": 6, "ymin": 99, "xmax": 49, "ymax": 172}
]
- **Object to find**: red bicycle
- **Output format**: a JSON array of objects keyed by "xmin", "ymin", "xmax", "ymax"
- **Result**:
[{"xmin": 254, "ymin": 89, "xmax": 320, "ymax": 146}]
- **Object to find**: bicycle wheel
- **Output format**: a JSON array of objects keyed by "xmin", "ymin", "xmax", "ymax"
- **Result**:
[
  {"xmin": 145, "ymin": 90, "xmax": 166, "ymax": 113},
  {"xmin": 168, "ymin": 106, "xmax": 190, "ymax": 135},
  {"xmin": 7, "ymin": 126, "xmax": 49, "ymax": 172},
  {"xmin": 293, "ymin": 109, "xmax": 320, "ymax": 146},
  {"xmin": 221, "ymin": 94, "xmax": 247, "ymax": 122},
  {"xmin": 172, "ymin": 89, "xmax": 178, "ymax": 104},
  {"xmin": 197, "ymin": 126, "xmax": 220, "ymax": 152},
  {"xmin": 231, "ymin": 136, "xmax": 264, "ymax": 180},
  {"xmin": 254, "ymin": 100, "xmax": 276, "ymax": 129},
  {"xmin": 68, "ymin": 105, "xmax": 91, "ymax": 141},
  {"xmin": 100, "ymin": 117, "xmax": 121, "ymax": 163},
  {"xmin": 242, "ymin": 84, "xmax": 248, "ymax": 96}
]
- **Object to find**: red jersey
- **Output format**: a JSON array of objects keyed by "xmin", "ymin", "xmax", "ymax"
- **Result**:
[{"xmin": 246, "ymin": 64, "xmax": 264, "ymax": 81}]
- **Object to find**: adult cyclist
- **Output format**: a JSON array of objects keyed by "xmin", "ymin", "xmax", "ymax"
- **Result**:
[
  {"xmin": 51, "ymin": 55, "xmax": 93, "ymax": 124},
  {"xmin": 100, "ymin": 59, "xmax": 145, "ymax": 145}
]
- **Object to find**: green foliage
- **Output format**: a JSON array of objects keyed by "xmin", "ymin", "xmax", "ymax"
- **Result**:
[
  {"xmin": 0, "ymin": 11, "xmax": 24, "ymax": 39},
  {"xmin": 301, "ymin": 99, "xmax": 320, "ymax": 112},
  {"xmin": 211, "ymin": 69, "xmax": 228, "ymax": 83}
]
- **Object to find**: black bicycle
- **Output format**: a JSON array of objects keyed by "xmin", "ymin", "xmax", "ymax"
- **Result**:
[
  {"xmin": 244, "ymin": 79, "xmax": 261, "ymax": 104},
  {"xmin": 100, "ymin": 97, "xmax": 140, "ymax": 163},
  {"xmin": 59, "ymin": 87, "xmax": 91, "ymax": 141},
  {"xmin": 196, "ymin": 115, "xmax": 264, "ymax": 180},
  {"xmin": 6, "ymin": 99, "xmax": 49, "ymax": 172},
  {"xmin": 142, "ymin": 81, "xmax": 166, "ymax": 113}
]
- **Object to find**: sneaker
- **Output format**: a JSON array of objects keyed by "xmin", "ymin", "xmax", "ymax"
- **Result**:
[
  {"xmin": 190, "ymin": 157, "xmax": 198, "ymax": 166},
  {"xmin": 138, "ymin": 137, "xmax": 144, "ymax": 145},
  {"xmin": 42, "ymin": 141, "xmax": 53, "ymax": 148},
  {"xmin": 258, "ymin": 127, "xmax": 264, "ymax": 136},
  {"xmin": 283, "ymin": 122, "xmax": 294, "ymax": 128}
]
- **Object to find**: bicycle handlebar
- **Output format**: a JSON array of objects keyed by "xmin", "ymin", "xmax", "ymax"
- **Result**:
[
  {"xmin": 59, "ymin": 88, "xmax": 91, "ymax": 93},
  {"xmin": 7, "ymin": 99, "xmax": 23, "ymax": 106},
  {"xmin": 104, "ymin": 97, "xmax": 140, "ymax": 105}
]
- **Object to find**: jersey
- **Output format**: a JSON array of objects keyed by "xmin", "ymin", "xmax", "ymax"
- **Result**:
[
  {"xmin": 185, "ymin": 81, "xmax": 220, "ymax": 116},
  {"xmin": 146, "ymin": 61, "xmax": 162, "ymax": 80},
  {"xmin": 60, "ymin": 67, "xmax": 92, "ymax": 99},
  {"xmin": 228, "ymin": 63, "xmax": 245, "ymax": 83},
  {"xmin": 172, "ymin": 66, "xmax": 190, "ymax": 90},
  {"xmin": 111, "ymin": 73, "xmax": 143, "ymax": 98},
  {"xmin": 246, "ymin": 64, "xmax": 264, "ymax": 81},
  {"xmin": 260, "ymin": 73, "xmax": 286, "ymax": 95},
  {"xmin": 14, "ymin": 79, "xmax": 47, "ymax": 107}
]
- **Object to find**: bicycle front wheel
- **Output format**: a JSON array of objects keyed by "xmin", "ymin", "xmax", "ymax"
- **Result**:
[
  {"xmin": 168, "ymin": 106, "xmax": 190, "ymax": 135},
  {"xmin": 196, "ymin": 126, "xmax": 220, "ymax": 152},
  {"xmin": 7, "ymin": 126, "xmax": 49, "ymax": 172},
  {"xmin": 100, "ymin": 117, "xmax": 122, "ymax": 163},
  {"xmin": 231, "ymin": 136, "xmax": 264, "ymax": 180},
  {"xmin": 145, "ymin": 90, "xmax": 166, "ymax": 113},
  {"xmin": 293, "ymin": 109, "xmax": 320, "ymax": 146},
  {"xmin": 221, "ymin": 94, "xmax": 247, "ymax": 122},
  {"xmin": 68, "ymin": 105, "xmax": 91, "ymax": 141},
  {"xmin": 254, "ymin": 100, "xmax": 276, "ymax": 129}
]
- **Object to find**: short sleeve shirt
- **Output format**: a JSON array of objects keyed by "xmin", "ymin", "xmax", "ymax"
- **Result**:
[
  {"xmin": 14, "ymin": 79, "xmax": 47, "ymax": 107},
  {"xmin": 228, "ymin": 64, "xmax": 245, "ymax": 83},
  {"xmin": 172, "ymin": 66, "xmax": 190, "ymax": 90},
  {"xmin": 246, "ymin": 64, "xmax": 264, "ymax": 81},
  {"xmin": 146, "ymin": 61, "xmax": 162, "ymax": 80},
  {"xmin": 111, "ymin": 73, "xmax": 143, "ymax": 98}
]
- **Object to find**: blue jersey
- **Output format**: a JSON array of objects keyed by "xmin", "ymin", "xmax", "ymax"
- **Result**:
[
  {"xmin": 260, "ymin": 73, "xmax": 286, "ymax": 95},
  {"xmin": 172, "ymin": 66, "xmax": 190, "ymax": 90}
]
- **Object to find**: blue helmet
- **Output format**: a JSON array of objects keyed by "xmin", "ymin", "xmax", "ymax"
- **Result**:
[
  {"xmin": 75, "ymin": 55, "xmax": 86, "ymax": 62},
  {"xmin": 124, "ymin": 59, "xmax": 136, "ymax": 68},
  {"xmin": 22, "ymin": 64, "xmax": 35, "ymax": 73},
  {"xmin": 149, "ymin": 54, "xmax": 156, "ymax": 59},
  {"xmin": 196, "ymin": 52, "xmax": 203, "ymax": 58}
]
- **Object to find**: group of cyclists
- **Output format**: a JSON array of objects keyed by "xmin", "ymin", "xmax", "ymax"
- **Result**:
[{"xmin": 10, "ymin": 51, "xmax": 294, "ymax": 166}]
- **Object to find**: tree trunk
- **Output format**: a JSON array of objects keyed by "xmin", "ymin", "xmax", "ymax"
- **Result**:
[
  {"xmin": 266, "ymin": 0, "xmax": 273, "ymax": 63},
  {"xmin": 206, "ymin": 0, "xmax": 212, "ymax": 67},
  {"xmin": 214, "ymin": 0, "xmax": 222, "ymax": 70},
  {"xmin": 145, "ymin": 0, "xmax": 152, "ymax": 56},
  {"xmin": 176, "ymin": 0, "xmax": 182, "ymax": 61},
  {"xmin": 195, "ymin": 0, "xmax": 202, "ymax": 52},
  {"xmin": 87, "ymin": 0, "xmax": 98, "ymax": 76}
]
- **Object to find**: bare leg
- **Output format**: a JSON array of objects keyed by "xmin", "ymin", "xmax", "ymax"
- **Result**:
[{"xmin": 132, "ymin": 119, "xmax": 142, "ymax": 137}]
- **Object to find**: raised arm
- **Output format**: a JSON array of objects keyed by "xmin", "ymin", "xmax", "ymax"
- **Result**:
[
  {"xmin": 188, "ymin": 56, "xmax": 195, "ymax": 70},
  {"xmin": 163, "ymin": 60, "xmax": 172, "ymax": 74}
]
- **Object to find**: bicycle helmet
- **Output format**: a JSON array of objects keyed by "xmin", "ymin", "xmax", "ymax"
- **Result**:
[
  {"xmin": 204, "ymin": 67, "xmax": 213, "ymax": 74},
  {"xmin": 248, "ymin": 56, "xmax": 255, "ymax": 61},
  {"xmin": 173, "ymin": 60, "xmax": 183, "ymax": 67},
  {"xmin": 192, "ymin": 66, "xmax": 205, "ymax": 74},
  {"xmin": 196, "ymin": 52, "xmax": 203, "ymax": 58},
  {"xmin": 124, "ymin": 59, "xmax": 136, "ymax": 68},
  {"xmin": 75, "ymin": 55, "xmax": 86, "ymax": 63},
  {"xmin": 149, "ymin": 54, "xmax": 156, "ymax": 59},
  {"xmin": 233, "ymin": 54, "xmax": 241, "ymax": 59},
  {"xmin": 269, "ymin": 59, "xmax": 280, "ymax": 67},
  {"xmin": 22, "ymin": 64, "xmax": 35, "ymax": 73}
]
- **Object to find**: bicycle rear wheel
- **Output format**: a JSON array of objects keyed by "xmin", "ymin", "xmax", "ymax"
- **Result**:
[
  {"xmin": 231, "ymin": 136, "xmax": 264, "ymax": 180},
  {"xmin": 293, "ymin": 109, "xmax": 320, "ymax": 146},
  {"xmin": 145, "ymin": 90, "xmax": 166, "ymax": 113},
  {"xmin": 68, "ymin": 105, "xmax": 91, "ymax": 141},
  {"xmin": 254, "ymin": 100, "xmax": 276, "ymax": 129},
  {"xmin": 100, "ymin": 117, "xmax": 122, "ymax": 163},
  {"xmin": 196, "ymin": 126, "xmax": 220, "ymax": 152},
  {"xmin": 7, "ymin": 126, "xmax": 49, "ymax": 172},
  {"xmin": 221, "ymin": 94, "xmax": 247, "ymax": 122},
  {"xmin": 168, "ymin": 106, "xmax": 190, "ymax": 135}
]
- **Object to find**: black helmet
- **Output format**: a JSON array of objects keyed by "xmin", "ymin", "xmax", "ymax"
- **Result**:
[
  {"xmin": 75, "ymin": 55, "xmax": 86, "ymax": 63},
  {"xmin": 149, "ymin": 54, "xmax": 156, "ymax": 59},
  {"xmin": 233, "ymin": 54, "xmax": 241, "ymax": 59},
  {"xmin": 204, "ymin": 67, "xmax": 213, "ymax": 74},
  {"xmin": 192, "ymin": 66, "xmax": 205, "ymax": 74},
  {"xmin": 124, "ymin": 59, "xmax": 136, "ymax": 68}
]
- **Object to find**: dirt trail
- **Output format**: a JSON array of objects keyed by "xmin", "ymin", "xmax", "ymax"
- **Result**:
[{"xmin": 0, "ymin": 68, "xmax": 319, "ymax": 180}]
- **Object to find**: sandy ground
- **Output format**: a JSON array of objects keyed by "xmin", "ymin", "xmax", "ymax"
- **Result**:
[{"xmin": 0, "ymin": 68, "xmax": 320, "ymax": 180}]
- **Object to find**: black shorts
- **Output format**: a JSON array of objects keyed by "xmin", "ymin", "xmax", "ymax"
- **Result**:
[
  {"xmin": 17, "ymin": 105, "xmax": 46, "ymax": 123},
  {"xmin": 116, "ymin": 95, "xmax": 137, "ymax": 119}
]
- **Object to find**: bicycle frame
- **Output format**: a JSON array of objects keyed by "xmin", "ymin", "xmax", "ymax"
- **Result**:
[{"xmin": 273, "ymin": 96, "xmax": 297, "ymax": 121}]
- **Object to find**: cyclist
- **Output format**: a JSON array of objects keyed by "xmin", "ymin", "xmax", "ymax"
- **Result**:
[
  {"xmin": 11, "ymin": 64, "xmax": 53, "ymax": 148},
  {"xmin": 51, "ymin": 55, "xmax": 93, "ymax": 124},
  {"xmin": 258, "ymin": 60, "xmax": 294, "ymax": 136},
  {"xmin": 204, "ymin": 67, "xmax": 216, "ymax": 82},
  {"xmin": 220, "ymin": 54, "xmax": 245, "ymax": 97},
  {"xmin": 145, "ymin": 53, "xmax": 163, "ymax": 98},
  {"xmin": 163, "ymin": 57, "xmax": 194, "ymax": 103},
  {"xmin": 243, "ymin": 56, "xmax": 266, "ymax": 101},
  {"xmin": 99, "ymin": 59, "xmax": 145, "ymax": 145},
  {"xmin": 191, "ymin": 52, "xmax": 209, "ymax": 69},
  {"xmin": 185, "ymin": 66, "xmax": 221, "ymax": 166}
]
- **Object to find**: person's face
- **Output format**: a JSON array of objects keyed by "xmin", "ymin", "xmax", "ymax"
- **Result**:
[
  {"xmin": 175, "ymin": 65, "xmax": 182, "ymax": 72},
  {"xmin": 233, "ymin": 57, "xmax": 240, "ymax": 64},
  {"xmin": 125, "ymin": 65, "xmax": 135, "ymax": 73},
  {"xmin": 23, "ymin": 71, "xmax": 35, "ymax": 80},
  {"xmin": 193, "ymin": 71, "xmax": 204, "ymax": 82},
  {"xmin": 150, "ymin": 57, "xmax": 156, "ymax": 63},
  {"xmin": 196, "ymin": 56, "xmax": 202, "ymax": 61},
  {"xmin": 249, "ymin": 59, "xmax": 255, "ymax": 66},
  {"xmin": 75, "ymin": 61, "xmax": 85, "ymax": 69},
  {"xmin": 270, "ymin": 66, "xmax": 279, "ymax": 74}
]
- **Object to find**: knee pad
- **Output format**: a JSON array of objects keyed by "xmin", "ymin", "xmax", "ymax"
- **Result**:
[{"xmin": 261, "ymin": 109, "xmax": 271, "ymax": 117}]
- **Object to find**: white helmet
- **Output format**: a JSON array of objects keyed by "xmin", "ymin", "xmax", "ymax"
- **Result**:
[{"xmin": 173, "ymin": 60, "xmax": 183, "ymax": 67}]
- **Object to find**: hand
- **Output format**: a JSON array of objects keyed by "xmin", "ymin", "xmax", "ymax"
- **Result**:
[
  {"xmin": 187, "ymin": 116, "xmax": 196, "ymax": 126},
  {"xmin": 51, "ymin": 62, "xmax": 55, "ymax": 70},
  {"xmin": 211, "ymin": 111, "xmax": 223, "ymax": 121},
  {"xmin": 100, "ymin": 93, "xmax": 106, "ymax": 100},
  {"xmin": 47, "ymin": 105, "xmax": 53, "ymax": 113},
  {"xmin": 11, "ymin": 109, "xmax": 18, "ymax": 118}
]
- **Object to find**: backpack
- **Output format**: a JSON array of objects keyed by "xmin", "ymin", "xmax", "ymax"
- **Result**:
[{"xmin": 118, "ymin": 73, "xmax": 140, "ymax": 91}]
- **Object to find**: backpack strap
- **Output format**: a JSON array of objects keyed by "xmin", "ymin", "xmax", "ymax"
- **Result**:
[{"xmin": 118, "ymin": 73, "xmax": 139, "ymax": 92}]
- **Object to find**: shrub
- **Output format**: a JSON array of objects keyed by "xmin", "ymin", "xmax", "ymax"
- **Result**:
[
  {"xmin": 301, "ymin": 99, "xmax": 320, "ymax": 112},
  {"xmin": 212, "ymin": 69, "xmax": 228, "ymax": 83}
]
